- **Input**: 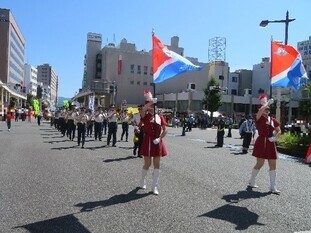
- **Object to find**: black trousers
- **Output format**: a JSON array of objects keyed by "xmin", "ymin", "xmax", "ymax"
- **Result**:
[
  {"xmin": 242, "ymin": 132, "xmax": 253, "ymax": 151},
  {"xmin": 121, "ymin": 122, "xmax": 129, "ymax": 141},
  {"xmin": 107, "ymin": 122, "xmax": 118, "ymax": 146},
  {"xmin": 94, "ymin": 122, "xmax": 103, "ymax": 140},
  {"xmin": 67, "ymin": 119, "xmax": 76, "ymax": 140},
  {"xmin": 217, "ymin": 130, "xmax": 225, "ymax": 147},
  {"xmin": 77, "ymin": 123, "xmax": 86, "ymax": 146}
]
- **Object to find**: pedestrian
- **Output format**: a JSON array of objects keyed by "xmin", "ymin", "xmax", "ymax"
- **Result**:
[
  {"xmin": 138, "ymin": 90, "xmax": 168, "ymax": 195},
  {"xmin": 214, "ymin": 114, "xmax": 225, "ymax": 147},
  {"xmin": 6, "ymin": 111, "xmax": 12, "ymax": 131},
  {"xmin": 120, "ymin": 109, "xmax": 129, "ymax": 141},
  {"xmin": 181, "ymin": 114, "xmax": 188, "ymax": 136},
  {"xmin": 239, "ymin": 114, "xmax": 256, "ymax": 154},
  {"xmin": 107, "ymin": 104, "xmax": 118, "ymax": 147},
  {"xmin": 37, "ymin": 111, "xmax": 42, "ymax": 126},
  {"xmin": 248, "ymin": 94, "xmax": 281, "ymax": 194},
  {"xmin": 239, "ymin": 115, "xmax": 246, "ymax": 138},
  {"xmin": 76, "ymin": 107, "xmax": 89, "ymax": 148},
  {"xmin": 226, "ymin": 115, "xmax": 233, "ymax": 137}
]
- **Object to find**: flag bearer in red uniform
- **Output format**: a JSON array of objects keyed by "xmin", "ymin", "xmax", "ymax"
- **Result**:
[
  {"xmin": 138, "ymin": 91, "xmax": 168, "ymax": 195},
  {"xmin": 248, "ymin": 94, "xmax": 281, "ymax": 194}
]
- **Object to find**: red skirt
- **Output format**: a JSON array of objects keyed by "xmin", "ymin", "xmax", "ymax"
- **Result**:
[
  {"xmin": 252, "ymin": 135, "xmax": 278, "ymax": 159},
  {"xmin": 139, "ymin": 134, "xmax": 168, "ymax": 157}
]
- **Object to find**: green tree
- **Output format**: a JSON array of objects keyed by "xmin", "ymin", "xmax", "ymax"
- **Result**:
[
  {"xmin": 9, "ymin": 96, "xmax": 17, "ymax": 108},
  {"xmin": 26, "ymin": 94, "xmax": 34, "ymax": 109},
  {"xmin": 298, "ymin": 84, "xmax": 311, "ymax": 122},
  {"xmin": 202, "ymin": 77, "xmax": 223, "ymax": 122}
]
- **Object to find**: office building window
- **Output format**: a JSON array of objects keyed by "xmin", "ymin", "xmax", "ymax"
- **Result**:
[
  {"xmin": 144, "ymin": 66, "xmax": 148, "ymax": 75},
  {"xmin": 130, "ymin": 80, "xmax": 134, "ymax": 84},
  {"xmin": 137, "ymin": 81, "xmax": 140, "ymax": 85},
  {"xmin": 137, "ymin": 65, "xmax": 141, "ymax": 74},
  {"xmin": 232, "ymin": 76, "xmax": 237, "ymax": 82},
  {"xmin": 143, "ymin": 81, "xmax": 147, "ymax": 85},
  {"xmin": 150, "ymin": 67, "xmax": 153, "ymax": 75},
  {"xmin": 231, "ymin": 89, "xmax": 237, "ymax": 95},
  {"xmin": 130, "ymin": 64, "xmax": 134, "ymax": 73}
]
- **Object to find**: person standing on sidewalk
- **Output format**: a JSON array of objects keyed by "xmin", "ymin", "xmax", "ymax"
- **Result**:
[
  {"xmin": 214, "ymin": 115, "xmax": 225, "ymax": 147},
  {"xmin": 226, "ymin": 115, "xmax": 233, "ymax": 137},
  {"xmin": 138, "ymin": 91, "xmax": 168, "ymax": 195},
  {"xmin": 239, "ymin": 114, "xmax": 256, "ymax": 154},
  {"xmin": 248, "ymin": 94, "xmax": 281, "ymax": 194}
]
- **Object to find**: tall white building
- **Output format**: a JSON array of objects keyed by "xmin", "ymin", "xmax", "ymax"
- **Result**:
[{"xmin": 24, "ymin": 64, "xmax": 38, "ymax": 96}]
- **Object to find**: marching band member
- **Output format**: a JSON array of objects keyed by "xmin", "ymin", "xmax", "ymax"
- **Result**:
[
  {"xmin": 67, "ymin": 107, "xmax": 78, "ymax": 141},
  {"xmin": 120, "ymin": 109, "xmax": 130, "ymax": 142},
  {"xmin": 94, "ymin": 106, "xmax": 104, "ymax": 141},
  {"xmin": 138, "ymin": 90, "xmax": 168, "ymax": 195},
  {"xmin": 248, "ymin": 94, "xmax": 281, "ymax": 194},
  {"xmin": 86, "ymin": 109, "xmax": 94, "ymax": 138},
  {"xmin": 107, "ymin": 104, "xmax": 118, "ymax": 147},
  {"xmin": 76, "ymin": 107, "xmax": 89, "ymax": 148}
]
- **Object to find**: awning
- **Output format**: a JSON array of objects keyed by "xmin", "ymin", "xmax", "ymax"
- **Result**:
[
  {"xmin": 71, "ymin": 90, "xmax": 93, "ymax": 101},
  {"xmin": 0, "ymin": 80, "xmax": 27, "ymax": 100}
]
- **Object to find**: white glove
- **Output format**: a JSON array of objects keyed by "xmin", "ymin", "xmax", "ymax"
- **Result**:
[
  {"xmin": 268, "ymin": 136, "xmax": 276, "ymax": 142},
  {"xmin": 153, "ymin": 138, "xmax": 160, "ymax": 144},
  {"xmin": 152, "ymin": 98, "xmax": 157, "ymax": 104},
  {"xmin": 267, "ymin": 98, "xmax": 274, "ymax": 106}
]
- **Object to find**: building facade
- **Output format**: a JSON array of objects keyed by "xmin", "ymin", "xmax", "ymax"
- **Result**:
[
  {"xmin": 0, "ymin": 8, "xmax": 26, "ymax": 117},
  {"xmin": 24, "ymin": 64, "xmax": 38, "ymax": 96},
  {"xmin": 37, "ymin": 64, "xmax": 58, "ymax": 105}
]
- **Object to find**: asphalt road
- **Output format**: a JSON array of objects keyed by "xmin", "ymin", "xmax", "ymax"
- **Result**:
[{"xmin": 0, "ymin": 120, "xmax": 310, "ymax": 233}]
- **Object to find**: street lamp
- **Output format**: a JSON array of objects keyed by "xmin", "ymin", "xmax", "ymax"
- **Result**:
[
  {"xmin": 259, "ymin": 11, "xmax": 295, "ymax": 45},
  {"xmin": 259, "ymin": 11, "xmax": 295, "ymax": 124}
]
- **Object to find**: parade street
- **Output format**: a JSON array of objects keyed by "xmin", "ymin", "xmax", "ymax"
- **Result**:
[{"xmin": 1, "ymin": 120, "xmax": 311, "ymax": 233}]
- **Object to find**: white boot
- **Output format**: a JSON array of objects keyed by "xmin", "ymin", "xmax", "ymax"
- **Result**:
[
  {"xmin": 139, "ymin": 169, "xmax": 148, "ymax": 189},
  {"xmin": 248, "ymin": 169, "xmax": 260, "ymax": 188},
  {"xmin": 269, "ymin": 170, "xmax": 280, "ymax": 194},
  {"xmin": 152, "ymin": 169, "xmax": 160, "ymax": 195}
]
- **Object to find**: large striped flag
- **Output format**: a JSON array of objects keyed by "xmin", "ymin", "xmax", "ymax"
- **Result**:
[
  {"xmin": 271, "ymin": 41, "xmax": 308, "ymax": 91},
  {"xmin": 152, "ymin": 35, "xmax": 202, "ymax": 84}
]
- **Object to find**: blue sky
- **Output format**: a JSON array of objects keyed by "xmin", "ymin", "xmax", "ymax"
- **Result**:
[{"xmin": 2, "ymin": 0, "xmax": 310, "ymax": 98}]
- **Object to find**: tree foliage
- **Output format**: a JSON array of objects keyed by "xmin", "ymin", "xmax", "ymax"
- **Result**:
[
  {"xmin": 26, "ymin": 94, "xmax": 34, "ymax": 109},
  {"xmin": 202, "ymin": 77, "xmax": 223, "ymax": 121},
  {"xmin": 9, "ymin": 96, "xmax": 17, "ymax": 108},
  {"xmin": 298, "ymin": 84, "xmax": 311, "ymax": 122}
]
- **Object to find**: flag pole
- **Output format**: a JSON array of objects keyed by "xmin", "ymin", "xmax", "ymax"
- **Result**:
[
  {"xmin": 270, "ymin": 37, "xmax": 273, "ymax": 99},
  {"xmin": 152, "ymin": 30, "xmax": 157, "ymax": 138}
]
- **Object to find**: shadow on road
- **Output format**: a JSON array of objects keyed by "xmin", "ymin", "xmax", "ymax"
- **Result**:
[
  {"xmin": 13, "ymin": 214, "xmax": 91, "ymax": 233},
  {"xmin": 75, "ymin": 187, "xmax": 151, "ymax": 212},
  {"xmin": 51, "ymin": 145, "xmax": 78, "ymax": 150},
  {"xmin": 103, "ymin": 156, "xmax": 137, "ymax": 163},
  {"xmin": 198, "ymin": 204, "xmax": 265, "ymax": 230},
  {"xmin": 222, "ymin": 187, "xmax": 270, "ymax": 203}
]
